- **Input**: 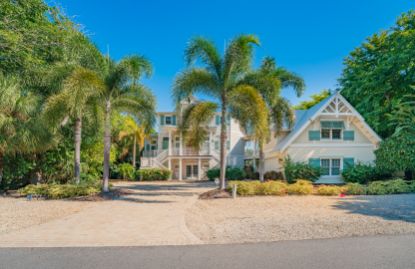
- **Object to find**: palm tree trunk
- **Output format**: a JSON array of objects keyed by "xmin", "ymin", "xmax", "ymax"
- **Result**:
[
  {"xmin": 258, "ymin": 141, "xmax": 265, "ymax": 182},
  {"xmin": 103, "ymin": 100, "xmax": 111, "ymax": 192},
  {"xmin": 219, "ymin": 96, "xmax": 227, "ymax": 190},
  {"xmin": 74, "ymin": 117, "xmax": 82, "ymax": 184},
  {"xmin": 0, "ymin": 153, "xmax": 3, "ymax": 187},
  {"xmin": 132, "ymin": 136, "xmax": 137, "ymax": 168}
]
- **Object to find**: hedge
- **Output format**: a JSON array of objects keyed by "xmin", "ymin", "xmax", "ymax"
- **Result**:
[
  {"xmin": 136, "ymin": 168, "xmax": 171, "ymax": 181},
  {"xmin": 19, "ymin": 182, "xmax": 101, "ymax": 199}
]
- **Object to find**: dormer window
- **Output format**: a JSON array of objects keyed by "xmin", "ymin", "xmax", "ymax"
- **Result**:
[{"xmin": 165, "ymin": 116, "xmax": 172, "ymax": 125}]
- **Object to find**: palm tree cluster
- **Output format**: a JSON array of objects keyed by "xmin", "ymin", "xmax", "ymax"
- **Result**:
[{"xmin": 174, "ymin": 35, "xmax": 304, "ymax": 188}]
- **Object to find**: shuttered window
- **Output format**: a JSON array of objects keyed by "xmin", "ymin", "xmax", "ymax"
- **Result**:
[
  {"xmin": 343, "ymin": 130, "xmax": 355, "ymax": 141},
  {"xmin": 309, "ymin": 130, "xmax": 321, "ymax": 141},
  {"xmin": 343, "ymin": 157, "xmax": 355, "ymax": 169},
  {"xmin": 309, "ymin": 158, "xmax": 321, "ymax": 168},
  {"xmin": 215, "ymin": 115, "xmax": 221, "ymax": 125},
  {"xmin": 160, "ymin": 115, "xmax": 165, "ymax": 125}
]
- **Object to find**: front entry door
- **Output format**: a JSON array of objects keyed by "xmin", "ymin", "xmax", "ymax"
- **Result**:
[{"xmin": 186, "ymin": 165, "xmax": 198, "ymax": 179}]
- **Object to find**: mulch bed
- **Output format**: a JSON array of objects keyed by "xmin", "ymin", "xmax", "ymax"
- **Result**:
[{"xmin": 199, "ymin": 188, "xmax": 232, "ymax": 199}]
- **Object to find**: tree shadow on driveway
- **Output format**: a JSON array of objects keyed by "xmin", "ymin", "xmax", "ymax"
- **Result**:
[{"xmin": 332, "ymin": 194, "xmax": 415, "ymax": 223}]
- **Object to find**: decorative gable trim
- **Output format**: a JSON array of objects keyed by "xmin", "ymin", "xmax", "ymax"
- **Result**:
[{"xmin": 277, "ymin": 91, "xmax": 381, "ymax": 152}]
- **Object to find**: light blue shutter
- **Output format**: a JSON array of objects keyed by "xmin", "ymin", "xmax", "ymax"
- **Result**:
[
  {"xmin": 343, "ymin": 158, "xmax": 354, "ymax": 169},
  {"xmin": 308, "ymin": 130, "xmax": 320, "ymax": 141},
  {"xmin": 160, "ymin": 115, "xmax": 165, "ymax": 125},
  {"xmin": 172, "ymin": 115, "xmax": 177, "ymax": 125},
  {"xmin": 215, "ymin": 115, "xmax": 221, "ymax": 125},
  {"xmin": 226, "ymin": 114, "xmax": 231, "ymax": 125},
  {"xmin": 343, "ymin": 130, "xmax": 355, "ymax": 141},
  {"xmin": 309, "ymin": 158, "xmax": 320, "ymax": 168},
  {"xmin": 214, "ymin": 140, "xmax": 219, "ymax": 150},
  {"xmin": 226, "ymin": 140, "xmax": 230, "ymax": 150}
]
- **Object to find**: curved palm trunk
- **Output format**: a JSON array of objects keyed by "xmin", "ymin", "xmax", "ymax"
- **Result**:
[
  {"xmin": 258, "ymin": 141, "xmax": 265, "ymax": 182},
  {"xmin": 219, "ymin": 96, "xmax": 227, "ymax": 190},
  {"xmin": 0, "ymin": 153, "xmax": 3, "ymax": 187},
  {"xmin": 103, "ymin": 100, "xmax": 111, "ymax": 192},
  {"xmin": 132, "ymin": 135, "xmax": 137, "ymax": 168},
  {"xmin": 74, "ymin": 117, "xmax": 82, "ymax": 184}
]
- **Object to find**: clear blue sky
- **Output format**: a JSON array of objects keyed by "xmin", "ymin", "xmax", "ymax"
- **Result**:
[{"xmin": 57, "ymin": 0, "xmax": 413, "ymax": 111}]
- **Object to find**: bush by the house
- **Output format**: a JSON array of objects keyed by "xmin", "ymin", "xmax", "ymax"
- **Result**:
[
  {"xmin": 287, "ymin": 180, "xmax": 314, "ymax": 195},
  {"xmin": 264, "ymin": 170, "xmax": 284, "ymax": 180},
  {"xmin": 343, "ymin": 183, "xmax": 367, "ymax": 195},
  {"xmin": 342, "ymin": 163, "xmax": 392, "ymax": 184},
  {"xmin": 316, "ymin": 185, "xmax": 343, "ymax": 196},
  {"xmin": 118, "ymin": 163, "xmax": 136, "ymax": 180},
  {"xmin": 244, "ymin": 165, "xmax": 259, "ymax": 180},
  {"xmin": 136, "ymin": 168, "xmax": 171, "ymax": 181},
  {"xmin": 19, "ymin": 182, "xmax": 101, "ymax": 199},
  {"xmin": 227, "ymin": 180, "xmax": 287, "ymax": 196},
  {"xmin": 367, "ymin": 179, "xmax": 411, "ymax": 195},
  {"xmin": 284, "ymin": 157, "xmax": 320, "ymax": 183},
  {"xmin": 410, "ymin": 181, "xmax": 415, "ymax": 193},
  {"xmin": 206, "ymin": 167, "xmax": 245, "ymax": 181}
]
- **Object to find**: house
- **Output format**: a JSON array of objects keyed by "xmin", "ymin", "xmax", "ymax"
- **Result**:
[
  {"xmin": 262, "ymin": 91, "xmax": 382, "ymax": 184},
  {"xmin": 142, "ymin": 91, "xmax": 381, "ymax": 183},
  {"xmin": 141, "ymin": 98, "xmax": 246, "ymax": 180}
]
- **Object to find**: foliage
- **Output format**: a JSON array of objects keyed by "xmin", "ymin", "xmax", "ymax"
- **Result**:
[
  {"xmin": 283, "ymin": 157, "xmax": 320, "ymax": 183},
  {"xmin": 287, "ymin": 180, "xmax": 314, "ymax": 195},
  {"xmin": 375, "ymin": 132, "xmax": 415, "ymax": 178},
  {"xmin": 293, "ymin": 89, "xmax": 330, "ymax": 110},
  {"xmin": 118, "ymin": 163, "xmax": 136, "ymax": 181},
  {"xmin": 367, "ymin": 179, "xmax": 411, "ymax": 195},
  {"xmin": 206, "ymin": 167, "xmax": 245, "ymax": 181},
  {"xmin": 244, "ymin": 165, "xmax": 259, "ymax": 180},
  {"xmin": 342, "ymin": 163, "xmax": 392, "ymax": 184},
  {"xmin": 340, "ymin": 11, "xmax": 415, "ymax": 138},
  {"xmin": 19, "ymin": 182, "xmax": 101, "ymax": 199},
  {"xmin": 263, "ymin": 170, "xmax": 284, "ymax": 180},
  {"xmin": 227, "ymin": 180, "xmax": 287, "ymax": 196},
  {"xmin": 343, "ymin": 183, "xmax": 367, "ymax": 195},
  {"xmin": 173, "ymin": 35, "xmax": 259, "ymax": 190},
  {"xmin": 137, "ymin": 168, "xmax": 171, "ymax": 181},
  {"xmin": 316, "ymin": 185, "xmax": 343, "ymax": 196}
]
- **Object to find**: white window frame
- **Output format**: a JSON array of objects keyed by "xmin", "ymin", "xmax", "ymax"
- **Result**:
[
  {"xmin": 320, "ymin": 120, "xmax": 343, "ymax": 141},
  {"xmin": 165, "ymin": 116, "xmax": 172, "ymax": 125},
  {"xmin": 320, "ymin": 157, "xmax": 342, "ymax": 177}
]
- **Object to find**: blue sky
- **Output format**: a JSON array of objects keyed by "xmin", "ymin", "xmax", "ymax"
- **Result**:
[{"xmin": 57, "ymin": 0, "xmax": 413, "ymax": 111}]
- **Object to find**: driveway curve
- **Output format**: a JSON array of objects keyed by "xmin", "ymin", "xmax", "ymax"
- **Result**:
[{"xmin": 0, "ymin": 181, "xmax": 214, "ymax": 247}]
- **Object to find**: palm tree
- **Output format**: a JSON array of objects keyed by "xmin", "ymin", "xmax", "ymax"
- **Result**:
[
  {"xmin": 44, "ymin": 67, "xmax": 104, "ymax": 184},
  {"xmin": 101, "ymin": 56, "xmax": 155, "ymax": 192},
  {"xmin": 0, "ymin": 75, "xmax": 51, "ymax": 185},
  {"xmin": 117, "ymin": 115, "xmax": 147, "ymax": 168},
  {"xmin": 242, "ymin": 57, "xmax": 304, "ymax": 181},
  {"xmin": 173, "ymin": 35, "xmax": 259, "ymax": 190}
]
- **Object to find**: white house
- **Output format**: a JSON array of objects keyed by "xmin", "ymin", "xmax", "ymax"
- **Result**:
[
  {"xmin": 262, "ymin": 91, "xmax": 382, "ymax": 184},
  {"xmin": 141, "ymin": 98, "xmax": 246, "ymax": 180}
]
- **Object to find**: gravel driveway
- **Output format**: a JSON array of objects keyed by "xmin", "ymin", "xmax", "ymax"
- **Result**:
[{"xmin": 186, "ymin": 194, "xmax": 415, "ymax": 244}]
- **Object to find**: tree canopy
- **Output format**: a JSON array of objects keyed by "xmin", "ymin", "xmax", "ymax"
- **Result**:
[{"xmin": 293, "ymin": 89, "xmax": 330, "ymax": 110}]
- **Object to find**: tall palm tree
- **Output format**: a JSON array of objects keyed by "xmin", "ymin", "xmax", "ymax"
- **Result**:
[
  {"xmin": 0, "ymin": 75, "xmax": 51, "ymax": 185},
  {"xmin": 173, "ymin": 35, "xmax": 259, "ymax": 190},
  {"xmin": 44, "ymin": 67, "xmax": 104, "ymax": 184},
  {"xmin": 242, "ymin": 57, "xmax": 304, "ymax": 181},
  {"xmin": 117, "ymin": 115, "xmax": 147, "ymax": 168},
  {"xmin": 101, "ymin": 56, "xmax": 155, "ymax": 192}
]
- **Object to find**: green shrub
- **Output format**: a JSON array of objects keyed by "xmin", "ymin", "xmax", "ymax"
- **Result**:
[
  {"xmin": 206, "ymin": 167, "xmax": 246, "ymax": 181},
  {"xmin": 410, "ymin": 181, "xmax": 415, "ymax": 193},
  {"xmin": 118, "ymin": 163, "xmax": 136, "ymax": 180},
  {"xmin": 264, "ymin": 170, "xmax": 284, "ymax": 180},
  {"xmin": 284, "ymin": 157, "xmax": 320, "ymax": 183},
  {"xmin": 287, "ymin": 179, "xmax": 314, "ymax": 195},
  {"xmin": 342, "ymin": 163, "xmax": 392, "ymax": 184},
  {"xmin": 316, "ymin": 185, "xmax": 343, "ymax": 196},
  {"xmin": 19, "ymin": 182, "xmax": 101, "ymax": 199},
  {"xmin": 227, "ymin": 180, "xmax": 287, "ymax": 196},
  {"xmin": 367, "ymin": 179, "xmax": 411, "ymax": 195},
  {"xmin": 244, "ymin": 165, "xmax": 259, "ymax": 180},
  {"xmin": 136, "ymin": 168, "xmax": 171, "ymax": 181},
  {"xmin": 344, "ymin": 183, "xmax": 367, "ymax": 195}
]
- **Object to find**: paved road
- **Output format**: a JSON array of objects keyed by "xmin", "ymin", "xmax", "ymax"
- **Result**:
[{"xmin": 1, "ymin": 234, "xmax": 414, "ymax": 269}]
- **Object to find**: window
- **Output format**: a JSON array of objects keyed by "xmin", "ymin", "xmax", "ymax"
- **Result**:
[
  {"xmin": 165, "ymin": 116, "xmax": 172, "ymax": 125},
  {"xmin": 321, "ymin": 158, "xmax": 341, "ymax": 176},
  {"xmin": 162, "ymin": 137, "xmax": 169, "ymax": 150},
  {"xmin": 320, "ymin": 121, "xmax": 343, "ymax": 140}
]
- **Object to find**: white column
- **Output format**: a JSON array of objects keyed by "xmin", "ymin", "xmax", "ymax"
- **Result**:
[
  {"xmin": 178, "ymin": 158, "xmax": 182, "ymax": 180},
  {"xmin": 168, "ymin": 130, "xmax": 172, "ymax": 155},
  {"xmin": 168, "ymin": 158, "xmax": 172, "ymax": 180},
  {"xmin": 179, "ymin": 132, "xmax": 183, "ymax": 155},
  {"xmin": 208, "ymin": 131, "xmax": 212, "ymax": 155},
  {"xmin": 198, "ymin": 158, "xmax": 202, "ymax": 180}
]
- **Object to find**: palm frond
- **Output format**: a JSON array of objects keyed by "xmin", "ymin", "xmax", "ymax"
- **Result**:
[{"xmin": 185, "ymin": 37, "xmax": 222, "ymax": 76}]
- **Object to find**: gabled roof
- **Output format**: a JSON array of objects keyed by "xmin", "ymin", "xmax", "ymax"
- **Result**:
[{"xmin": 274, "ymin": 91, "xmax": 382, "ymax": 152}]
